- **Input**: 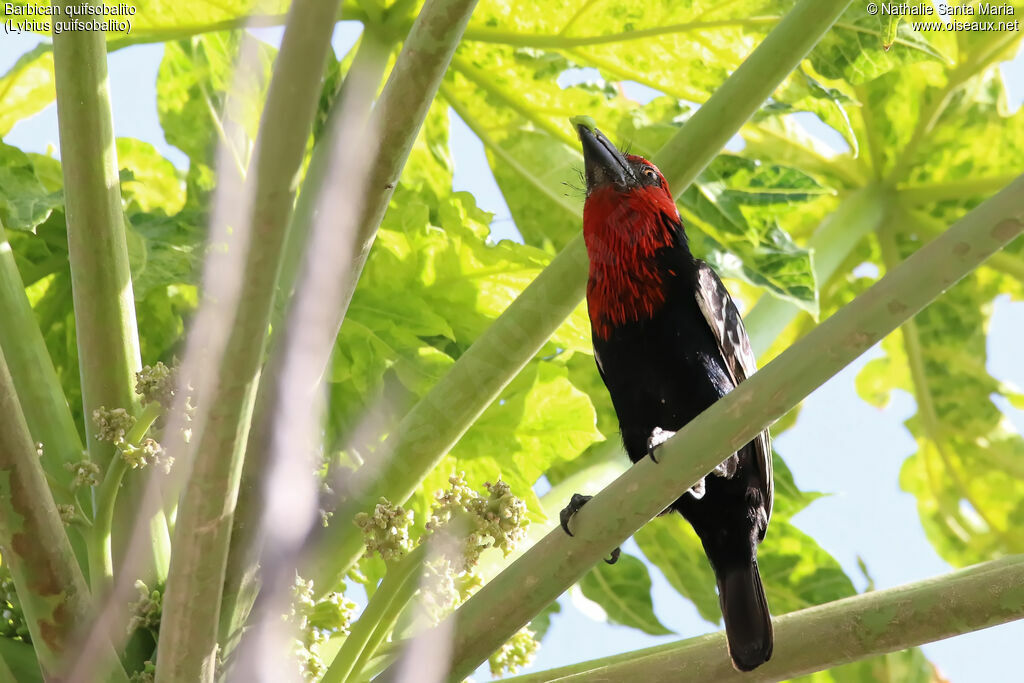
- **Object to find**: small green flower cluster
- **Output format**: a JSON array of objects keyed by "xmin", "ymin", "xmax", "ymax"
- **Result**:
[
  {"xmin": 477, "ymin": 479, "xmax": 529, "ymax": 557},
  {"xmin": 425, "ymin": 474, "xmax": 529, "ymax": 571},
  {"xmin": 0, "ymin": 569, "xmax": 29, "ymax": 642},
  {"xmin": 57, "ymin": 504, "xmax": 78, "ymax": 525},
  {"xmin": 93, "ymin": 407, "xmax": 136, "ymax": 444},
  {"xmin": 414, "ymin": 474, "xmax": 529, "ymax": 622},
  {"xmin": 354, "ymin": 498, "xmax": 414, "ymax": 563},
  {"xmin": 121, "ymin": 438, "xmax": 173, "ymax": 473},
  {"xmin": 65, "ymin": 459, "xmax": 101, "ymax": 489},
  {"xmin": 90, "ymin": 365, "xmax": 183, "ymax": 473},
  {"xmin": 135, "ymin": 361, "xmax": 175, "ymax": 408},
  {"xmin": 127, "ymin": 580, "xmax": 162, "ymax": 637},
  {"xmin": 288, "ymin": 575, "xmax": 357, "ymax": 681},
  {"xmin": 488, "ymin": 627, "xmax": 539, "ymax": 677}
]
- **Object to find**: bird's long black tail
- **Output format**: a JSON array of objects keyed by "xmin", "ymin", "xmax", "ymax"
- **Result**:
[{"xmin": 716, "ymin": 559, "xmax": 773, "ymax": 672}]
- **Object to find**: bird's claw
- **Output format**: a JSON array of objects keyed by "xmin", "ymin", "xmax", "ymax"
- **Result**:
[
  {"xmin": 560, "ymin": 494, "xmax": 622, "ymax": 565},
  {"xmin": 646, "ymin": 427, "xmax": 676, "ymax": 464},
  {"xmin": 559, "ymin": 493, "xmax": 593, "ymax": 537}
]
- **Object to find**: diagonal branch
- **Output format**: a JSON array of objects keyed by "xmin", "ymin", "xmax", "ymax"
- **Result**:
[
  {"xmin": 375, "ymin": 173, "xmax": 1024, "ymax": 682},
  {"xmin": 218, "ymin": 31, "xmax": 394, "ymax": 650},
  {"xmin": 310, "ymin": 0, "xmax": 856, "ymax": 592},
  {"xmin": 504, "ymin": 554, "xmax": 1024, "ymax": 682}
]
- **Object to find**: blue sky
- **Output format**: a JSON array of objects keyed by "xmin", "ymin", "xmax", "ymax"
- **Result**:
[{"xmin": 3, "ymin": 20, "xmax": 1024, "ymax": 683}]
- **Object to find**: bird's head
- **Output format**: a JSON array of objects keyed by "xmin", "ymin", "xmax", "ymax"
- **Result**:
[{"xmin": 571, "ymin": 116, "xmax": 682, "ymax": 257}]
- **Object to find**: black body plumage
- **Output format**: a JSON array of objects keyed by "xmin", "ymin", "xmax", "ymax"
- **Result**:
[{"xmin": 568, "ymin": 120, "xmax": 774, "ymax": 672}]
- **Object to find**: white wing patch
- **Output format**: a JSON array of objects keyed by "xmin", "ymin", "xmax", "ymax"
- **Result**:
[{"xmin": 694, "ymin": 261, "xmax": 774, "ymax": 531}]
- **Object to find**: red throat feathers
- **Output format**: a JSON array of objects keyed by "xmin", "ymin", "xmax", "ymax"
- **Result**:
[{"xmin": 582, "ymin": 157, "xmax": 681, "ymax": 339}]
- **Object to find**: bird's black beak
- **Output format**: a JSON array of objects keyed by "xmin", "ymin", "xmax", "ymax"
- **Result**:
[{"xmin": 573, "ymin": 117, "xmax": 633, "ymax": 194}]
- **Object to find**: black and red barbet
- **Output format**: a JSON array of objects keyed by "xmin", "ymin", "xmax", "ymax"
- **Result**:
[{"xmin": 561, "ymin": 118, "xmax": 774, "ymax": 672}]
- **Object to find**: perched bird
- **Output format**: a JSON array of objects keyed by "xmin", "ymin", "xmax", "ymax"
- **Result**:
[{"xmin": 560, "ymin": 117, "xmax": 774, "ymax": 672}]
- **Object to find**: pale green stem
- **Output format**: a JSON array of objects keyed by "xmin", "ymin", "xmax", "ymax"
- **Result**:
[
  {"xmin": 51, "ymin": 1, "xmax": 140, "ymax": 473},
  {"xmin": 374, "ymin": 174, "xmax": 1024, "ymax": 682},
  {"xmin": 229, "ymin": 0, "xmax": 482, "ymax": 639},
  {"xmin": 904, "ymin": 207, "xmax": 1024, "ymax": 285},
  {"xmin": 322, "ymin": 546, "xmax": 426, "ymax": 683},
  {"xmin": 50, "ymin": 0, "xmax": 171, "ymax": 582},
  {"xmin": 0, "ymin": 351, "xmax": 127, "ymax": 681},
  {"xmin": 154, "ymin": 1, "xmax": 343, "ymax": 681},
  {"xmin": 309, "ymin": 0, "xmax": 856, "ymax": 593},
  {"xmin": 0, "ymin": 223, "xmax": 86, "ymax": 504},
  {"xmin": 218, "ymin": 30, "xmax": 395, "ymax": 651},
  {"xmin": 283, "ymin": 0, "xmax": 487, "ymax": 594},
  {"xmin": 898, "ymin": 175, "xmax": 1020, "ymax": 205},
  {"xmin": 504, "ymin": 555, "xmax": 1024, "ymax": 683},
  {"xmin": 0, "ymin": 221, "xmax": 90, "ymax": 573},
  {"xmin": 89, "ymin": 401, "xmax": 164, "ymax": 596}
]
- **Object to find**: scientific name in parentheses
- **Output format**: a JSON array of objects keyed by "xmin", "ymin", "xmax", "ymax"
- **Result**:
[
  {"xmin": 4, "ymin": 2, "xmax": 136, "ymax": 16},
  {"xmin": 877, "ymin": 2, "xmax": 1015, "ymax": 15}
]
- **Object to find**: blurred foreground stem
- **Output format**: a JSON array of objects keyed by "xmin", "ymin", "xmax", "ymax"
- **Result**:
[{"xmin": 156, "ymin": 0, "xmax": 342, "ymax": 679}]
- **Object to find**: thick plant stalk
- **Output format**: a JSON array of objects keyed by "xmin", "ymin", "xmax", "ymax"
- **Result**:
[
  {"xmin": 375, "ymin": 174, "xmax": 1024, "ymax": 682},
  {"xmin": 0, "ymin": 351, "xmax": 126, "ymax": 682},
  {"xmin": 0, "ymin": 222, "xmax": 88, "ymax": 541},
  {"xmin": 154, "ymin": 1, "xmax": 342, "ymax": 680},
  {"xmin": 50, "ymin": 1, "xmax": 142, "ymax": 470},
  {"xmin": 504, "ymin": 555, "xmax": 1024, "ymax": 683},
  {"xmin": 50, "ymin": 1, "xmax": 171, "ymax": 584},
  {"xmin": 310, "ymin": 0, "xmax": 855, "ymax": 590},
  {"xmin": 743, "ymin": 185, "xmax": 889, "ymax": 354}
]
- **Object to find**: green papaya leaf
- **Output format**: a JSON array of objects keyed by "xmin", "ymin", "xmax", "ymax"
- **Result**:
[{"xmin": 579, "ymin": 552, "xmax": 673, "ymax": 636}]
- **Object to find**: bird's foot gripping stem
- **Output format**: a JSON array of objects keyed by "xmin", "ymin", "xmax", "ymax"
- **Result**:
[
  {"xmin": 559, "ymin": 493, "xmax": 621, "ymax": 564},
  {"xmin": 646, "ymin": 427, "xmax": 676, "ymax": 463}
]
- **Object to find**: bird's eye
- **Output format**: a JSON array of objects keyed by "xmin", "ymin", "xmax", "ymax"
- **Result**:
[{"xmin": 640, "ymin": 167, "xmax": 658, "ymax": 182}]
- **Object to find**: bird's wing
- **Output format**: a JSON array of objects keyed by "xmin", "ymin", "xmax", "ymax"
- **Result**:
[{"xmin": 694, "ymin": 260, "xmax": 773, "ymax": 530}]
